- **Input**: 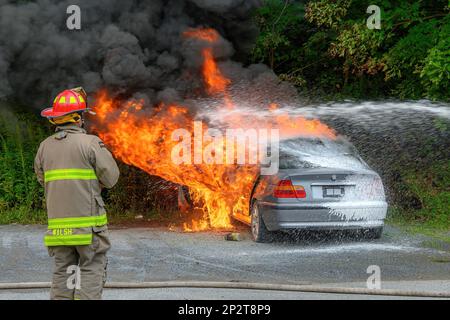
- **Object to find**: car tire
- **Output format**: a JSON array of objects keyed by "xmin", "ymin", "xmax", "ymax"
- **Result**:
[
  {"xmin": 365, "ymin": 227, "xmax": 383, "ymax": 239},
  {"xmin": 251, "ymin": 201, "xmax": 272, "ymax": 243}
]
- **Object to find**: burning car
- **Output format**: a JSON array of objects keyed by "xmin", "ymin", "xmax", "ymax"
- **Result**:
[
  {"xmin": 179, "ymin": 137, "xmax": 388, "ymax": 242},
  {"xmin": 91, "ymin": 27, "xmax": 385, "ymax": 238}
]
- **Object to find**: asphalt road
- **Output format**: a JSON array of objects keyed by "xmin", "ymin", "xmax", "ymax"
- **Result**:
[{"xmin": 1, "ymin": 224, "xmax": 449, "ymax": 299}]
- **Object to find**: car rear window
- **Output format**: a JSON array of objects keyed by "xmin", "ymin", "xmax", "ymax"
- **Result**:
[{"xmin": 278, "ymin": 138, "xmax": 369, "ymax": 170}]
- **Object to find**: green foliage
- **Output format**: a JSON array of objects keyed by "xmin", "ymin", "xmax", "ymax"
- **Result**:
[
  {"xmin": 420, "ymin": 16, "xmax": 450, "ymax": 99},
  {"xmin": 329, "ymin": 22, "xmax": 385, "ymax": 76},
  {"xmin": 0, "ymin": 105, "xmax": 49, "ymax": 223},
  {"xmin": 384, "ymin": 19, "xmax": 440, "ymax": 98},
  {"xmin": 252, "ymin": 0, "xmax": 305, "ymax": 70},
  {"xmin": 251, "ymin": 0, "xmax": 450, "ymax": 101},
  {"xmin": 305, "ymin": 0, "xmax": 351, "ymax": 29},
  {"xmin": 402, "ymin": 161, "xmax": 450, "ymax": 228}
]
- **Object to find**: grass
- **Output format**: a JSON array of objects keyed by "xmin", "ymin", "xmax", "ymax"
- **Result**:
[
  {"xmin": 385, "ymin": 160, "xmax": 449, "ymax": 244},
  {"xmin": 387, "ymin": 208, "xmax": 450, "ymax": 246},
  {"xmin": 404, "ymin": 161, "xmax": 449, "ymax": 226},
  {"xmin": 0, "ymin": 207, "xmax": 47, "ymax": 225}
]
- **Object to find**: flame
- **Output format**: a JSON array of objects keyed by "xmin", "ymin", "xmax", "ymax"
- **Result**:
[
  {"xmin": 269, "ymin": 103, "xmax": 279, "ymax": 111},
  {"xmin": 184, "ymin": 28, "xmax": 232, "ymax": 107},
  {"xmin": 213, "ymin": 108, "xmax": 336, "ymax": 141},
  {"xmin": 92, "ymin": 27, "xmax": 336, "ymax": 232},
  {"xmin": 183, "ymin": 28, "xmax": 220, "ymax": 42},
  {"xmin": 201, "ymin": 48, "xmax": 231, "ymax": 95},
  {"xmin": 93, "ymin": 93, "xmax": 257, "ymax": 231}
]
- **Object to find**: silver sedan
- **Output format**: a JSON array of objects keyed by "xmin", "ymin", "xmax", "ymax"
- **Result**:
[
  {"xmin": 234, "ymin": 138, "xmax": 387, "ymax": 242},
  {"xmin": 178, "ymin": 138, "xmax": 387, "ymax": 242}
]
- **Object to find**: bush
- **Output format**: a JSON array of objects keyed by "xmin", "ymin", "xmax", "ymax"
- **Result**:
[
  {"xmin": 251, "ymin": 0, "xmax": 450, "ymax": 101},
  {"xmin": 420, "ymin": 15, "xmax": 450, "ymax": 100},
  {"xmin": 0, "ymin": 104, "xmax": 49, "ymax": 223}
]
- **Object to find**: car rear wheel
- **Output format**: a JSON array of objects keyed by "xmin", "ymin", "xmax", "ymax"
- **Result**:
[{"xmin": 251, "ymin": 201, "xmax": 272, "ymax": 243}]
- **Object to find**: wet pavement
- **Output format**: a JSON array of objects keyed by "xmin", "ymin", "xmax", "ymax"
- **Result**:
[{"xmin": 1, "ymin": 224, "xmax": 449, "ymax": 287}]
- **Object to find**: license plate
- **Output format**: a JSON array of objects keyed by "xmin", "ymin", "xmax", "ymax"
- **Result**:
[{"xmin": 323, "ymin": 186, "xmax": 345, "ymax": 198}]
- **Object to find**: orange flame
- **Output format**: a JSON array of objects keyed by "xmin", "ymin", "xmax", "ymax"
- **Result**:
[
  {"xmin": 269, "ymin": 103, "xmax": 279, "ymax": 111},
  {"xmin": 184, "ymin": 28, "xmax": 232, "ymax": 106},
  {"xmin": 201, "ymin": 48, "xmax": 231, "ymax": 95},
  {"xmin": 93, "ymin": 93, "xmax": 258, "ymax": 231},
  {"xmin": 183, "ymin": 28, "xmax": 220, "ymax": 42},
  {"xmin": 92, "ymin": 28, "xmax": 336, "ymax": 232}
]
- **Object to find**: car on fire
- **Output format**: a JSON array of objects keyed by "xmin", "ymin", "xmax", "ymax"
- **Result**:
[{"xmin": 179, "ymin": 137, "xmax": 388, "ymax": 242}]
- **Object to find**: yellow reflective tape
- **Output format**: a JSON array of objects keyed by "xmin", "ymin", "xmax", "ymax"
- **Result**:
[
  {"xmin": 44, "ymin": 169, "xmax": 97, "ymax": 182},
  {"xmin": 48, "ymin": 214, "xmax": 108, "ymax": 229},
  {"xmin": 69, "ymin": 96, "xmax": 77, "ymax": 104},
  {"xmin": 45, "ymin": 171, "xmax": 95, "ymax": 178},
  {"xmin": 78, "ymin": 95, "xmax": 85, "ymax": 103},
  {"xmin": 59, "ymin": 96, "xmax": 66, "ymax": 104},
  {"xmin": 44, "ymin": 233, "xmax": 93, "ymax": 246},
  {"xmin": 45, "ymin": 168, "xmax": 95, "ymax": 176},
  {"xmin": 45, "ymin": 174, "xmax": 97, "ymax": 182}
]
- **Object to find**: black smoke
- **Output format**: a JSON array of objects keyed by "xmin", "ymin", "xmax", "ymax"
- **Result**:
[{"xmin": 0, "ymin": 0, "xmax": 276, "ymax": 109}]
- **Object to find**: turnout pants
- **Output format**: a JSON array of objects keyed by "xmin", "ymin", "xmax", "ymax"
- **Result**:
[{"xmin": 47, "ymin": 229, "xmax": 111, "ymax": 300}]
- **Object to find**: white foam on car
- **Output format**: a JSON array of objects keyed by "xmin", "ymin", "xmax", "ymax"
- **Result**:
[
  {"xmin": 322, "ymin": 174, "xmax": 386, "ymax": 221},
  {"xmin": 279, "ymin": 138, "xmax": 368, "ymax": 171}
]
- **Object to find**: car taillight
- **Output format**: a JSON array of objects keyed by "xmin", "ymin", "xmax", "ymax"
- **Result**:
[
  {"xmin": 273, "ymin": 179, "xmax": 306, "ymax": 198},
  {"xmin": 295, "ymin": 185, "xmax": 307, "ymax": 198}
]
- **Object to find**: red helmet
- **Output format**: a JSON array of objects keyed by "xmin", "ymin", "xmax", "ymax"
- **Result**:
[{"xmin": 41, "ymin": 88, "xmax": 89, "ymax": 118}]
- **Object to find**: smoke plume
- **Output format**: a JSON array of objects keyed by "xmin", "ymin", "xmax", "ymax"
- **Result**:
[{"xmin": 0, "ymin": 0, "xmax": 285, "ymax": 109}]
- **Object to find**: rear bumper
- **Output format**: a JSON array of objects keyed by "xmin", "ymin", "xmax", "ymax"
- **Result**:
[{"xmin": 260, "ymin": 201, "xmax": 387, "ymax": 231}]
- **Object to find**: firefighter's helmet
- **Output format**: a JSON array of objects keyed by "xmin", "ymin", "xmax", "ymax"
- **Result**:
[{"xmin": 41, "ymin": 87, "xmax": 89, "ymax": 119}]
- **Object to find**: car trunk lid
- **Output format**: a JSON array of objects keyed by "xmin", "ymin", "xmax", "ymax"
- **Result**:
[{"xmin": 283, "ymin": 168, "xmax": 385, "ymax": 202}]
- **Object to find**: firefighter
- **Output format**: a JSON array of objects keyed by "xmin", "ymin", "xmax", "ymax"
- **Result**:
[{"xmin": 34, "ymin": 87, "xmax": 120, "ymax": 300}]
